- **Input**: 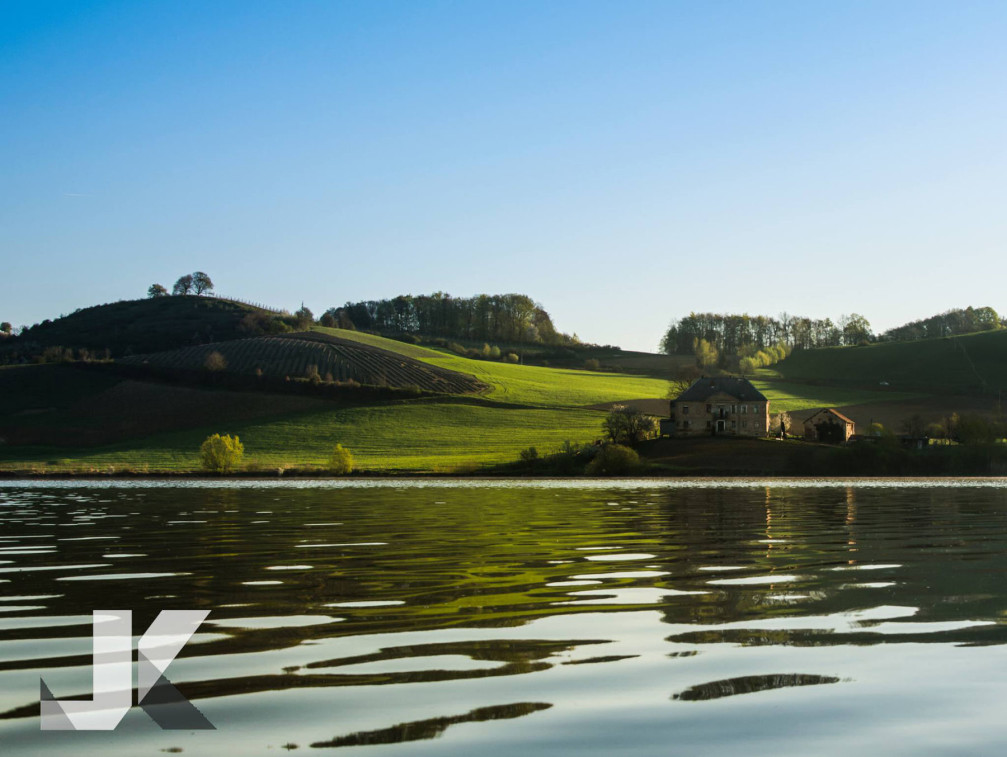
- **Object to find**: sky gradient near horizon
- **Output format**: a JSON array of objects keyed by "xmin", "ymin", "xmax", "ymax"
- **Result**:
[{"xmin": 3, "ymin": 1, "xmax": 1007, "ymax": 351}]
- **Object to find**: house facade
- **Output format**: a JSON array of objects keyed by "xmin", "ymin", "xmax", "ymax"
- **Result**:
[
  {"xmin": 668, "ymin": 377, "xmax": 770, "ymax": 437},
  {"xmin": 803, "ymin": 408, "xmax": 855, "ymax": 443}
]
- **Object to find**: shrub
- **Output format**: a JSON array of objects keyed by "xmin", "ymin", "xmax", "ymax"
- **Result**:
[
  {"xmin": 204, "ymin": 351, "xmax": 227, "ymax": 372},
  {"xmin": 584, "ymin": 358, "xmax": 601, "ymax": 371},
  {"xmin": 504, "ymin": 352, "xmax": 520, "ymax": 364},
  {"xmin": 586, "ymin": 444, "xmax": 640, "ymax": 476},
  {"xmin": 329, "ymin": 444, "xmax": 355, "ymax": 474},
  {"xmin": 200, "ymin": 434, "xmax": 244, "ymax": 473},
  {"xmin": 305, "ymin": 364, "xmax": 321, "ymax": 383},
  {"xmin": 519, "ymin": 446, "xmax": 539, "ymax": 463}
]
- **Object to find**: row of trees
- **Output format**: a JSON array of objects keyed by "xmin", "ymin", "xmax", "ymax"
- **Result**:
[
  {"xmin": 881, "ymin": 306, "xmax": 1002, "ymax": 341},
  {"xmin": 322, "ymin": 293, "xmax": 574, "ymax": 345},
  {"xmin": 148, "ymin": 272, "xmax": 214, "ymax": 298},
  {"xmin": 661, "ymin": 311, "xmax": 874, "ymax": 359}
]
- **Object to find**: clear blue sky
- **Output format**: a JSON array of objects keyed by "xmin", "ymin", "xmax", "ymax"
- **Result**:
[{"xmin": 3, "ymin": 1, "xmax": 1006, "ymax": 351}]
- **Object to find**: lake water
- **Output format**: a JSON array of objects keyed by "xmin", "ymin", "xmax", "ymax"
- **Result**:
[{"xmin": 2, "ymin": 479, "xmax": 1007, "ymax": 755}]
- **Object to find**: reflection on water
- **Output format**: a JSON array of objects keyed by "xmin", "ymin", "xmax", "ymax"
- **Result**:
[
  {"xmin": 0, "ymin": 481, "xmax": 1006, "ymax": 755},
  {"xmin": 312, "ymin": 702, "xmax": 553, "ymax": 749},
  {"xmin": 672, "ymin": 673, "xmax": 842, "ymax": 701}
]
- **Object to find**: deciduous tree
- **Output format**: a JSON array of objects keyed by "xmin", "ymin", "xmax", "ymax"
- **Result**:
[
  {"xmin": 603, "ymin": 405, "xmax": 659, "ymax": 446},
  {"xmin": 199, "ymin": 434, "xmax": 244, "ymax": 473},
  {"xmin": 192, "ymin": 271, "xmax": 214, "ymax": 295},
  {"xmin": 173, "ymin": 274, "xmax": 194, "ymax": 295},
  {"xmin": 328, "ymin": 444, "xmax": 354, "ymax": 474},
  {"xmin": 147, "ymin": 283, "xmax": 168, "ymax": 298}
]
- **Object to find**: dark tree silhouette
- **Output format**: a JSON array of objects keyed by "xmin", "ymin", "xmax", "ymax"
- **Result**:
[
  {"xmin": 172, "ymin": 275, "xmax": 194, "ymax": 295},
  {"xmin": 192, "ymin": 271, "xmax": 214, "ymax": 295}
]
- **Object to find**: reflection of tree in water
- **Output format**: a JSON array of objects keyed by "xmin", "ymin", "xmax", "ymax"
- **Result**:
[{"xmin": 310, "ymin": 702, "xmax": 552, "ymax": 748}]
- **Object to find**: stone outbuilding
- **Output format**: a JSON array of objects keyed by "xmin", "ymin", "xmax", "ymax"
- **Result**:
[
  {"xmin": 803, "ymin": 408, "xmax": 856, "ymax": 443},
  {"xmin": 667, "ymin": 377, "xmax": 769, "ymax": 437}
]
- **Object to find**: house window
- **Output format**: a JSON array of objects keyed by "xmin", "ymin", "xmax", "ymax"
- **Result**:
[
  {"xmin": 741, "ymin": 405, "xmax": 747, "ymax": 414},
  {"xmin": 743, "ymin": 420, "xmax": 748, "ymax": 429},
  {"xmin": 706, "ymin": 421, "xmax": 711, "ymax": 428},
  {"xmin": 706, "ymin": 404, "xmax": 712, "ymax": 413},
  {"xmin": 682, "ymin": 405, "xmax": 689, "ymax": 415}
]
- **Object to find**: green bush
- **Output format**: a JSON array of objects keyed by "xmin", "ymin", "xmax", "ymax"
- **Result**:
[
  {"xmin": 504, "ymin": 352, "xmax": 520, "ymax": 363},
  {"xmin": 586, "ymin": 444, "xmax": 640, "ymax": 476},
  {"xmin": 200, "ymin": 433, "xmax": 244, "ymax": 473},
  {"xmin": 519, "ymin": 446, "xmax": 539, "ymax": 463},
  {"xmin": 329, "ymin": 443, "xmax": 355, "ymax": 474}
]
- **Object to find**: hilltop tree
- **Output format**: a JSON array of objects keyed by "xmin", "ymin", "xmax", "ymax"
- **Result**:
[
  {"xmin": 173, "ymin": 274, "xmax": 194, "ymax": 295},
  {"xmin": 147, "ymin": 283, "xmax": 168, "ymax": 298},
  {"xmin": 192, "ymin": 271, "xmax": 214, "ymax": 295},
  {"xmin": 0, "ymin": 322, "xmax": 11, "ymax": 336},
  {"xmin": 294, "ymin": 305, "xmax": 314, "ymax": 329}
]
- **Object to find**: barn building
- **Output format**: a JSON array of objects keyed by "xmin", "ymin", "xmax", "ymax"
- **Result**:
[{"xmin": 803, "ymin": 408, "xmax": 856, "ymax": 443}]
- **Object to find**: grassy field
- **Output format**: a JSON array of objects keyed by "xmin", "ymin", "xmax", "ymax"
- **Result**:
[
  {"xmin": 752, "ymin": 380, "xmax": 921, "ymax": 413},
  {"xmin": 0, "ymin": 400, "xmax": 612, "ymax": 473},
  {"xmin": 2, "ymin": 325, "xmax": 962, "ymax": 474},
  {"xmin": 770, "ymin": 329, "xmax": 1007, "ymax": 395},
  {"xmin": 315, "ymin": 326, "xmax": 672, "ymax": 406},
  {"xmin": 0, "ymin": 329, "xmax": 673, "ymax": 472}
]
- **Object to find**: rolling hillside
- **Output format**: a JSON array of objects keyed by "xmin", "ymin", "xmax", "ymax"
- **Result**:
[
  {"xmin": 771, "ymin": 330, "xmax": 1007, "ymax": 395},
  {"xmin": 118, "ymin": 331, "xmax": 486, "ymax": 395},
  {"xmin": 4, "ymin": 296, "xmax": 276, "ymax": 357}
]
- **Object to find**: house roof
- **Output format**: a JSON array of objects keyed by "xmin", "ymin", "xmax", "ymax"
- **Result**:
[
  {"xmin": 672, "ymin": 376, "xmax": 768, "ymax": 403},
  {"xmin": 805, "ymin": 408, "xmax": 855, "ymax": 425}
]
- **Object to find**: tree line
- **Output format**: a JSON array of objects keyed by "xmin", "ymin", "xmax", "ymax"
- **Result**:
[
  {"xmin": 661, "ymin": 311, "xmax": 874, "ymax": 358},
  {"xmin": 147, "ymin": 272, "xmax": 214, "ymax": 298},
  {"xmin": 880, "ymin": 306, "xmax": 1002, "ymax": 342},
  {"xmin": 322, "ymin": 293, "xmax": 575, "ymax": 345}
]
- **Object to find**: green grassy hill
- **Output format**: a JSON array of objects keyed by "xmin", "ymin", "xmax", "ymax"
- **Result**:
[
  {"xmin": 770, "ymin": 330, "xmax": 1007, "ymax": 395},
  {"xmin": 0, "ymin": 326, "xmax": 675, "ymax": 473},
  {"xmin": 7, "ymin": 303, "xmax": 998, "ymax": 475}
]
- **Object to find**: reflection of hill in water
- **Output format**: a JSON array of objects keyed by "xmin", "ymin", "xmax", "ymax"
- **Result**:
[
  {"xmin": 4, "ymin": 482, "xmax": 1007, "ymax": 747},
  {"xmin": 311, "ymin": 702, "xmax": 552, "ymax": 748},
  {"xmin": 673, "ymin": 673, "xmax": 842, "ymax": 701}
]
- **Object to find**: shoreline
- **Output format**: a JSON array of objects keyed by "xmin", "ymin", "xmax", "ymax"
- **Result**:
[{"xmin": 3, "ymin": 470, "xmax": 1007, "ymax": 481}]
